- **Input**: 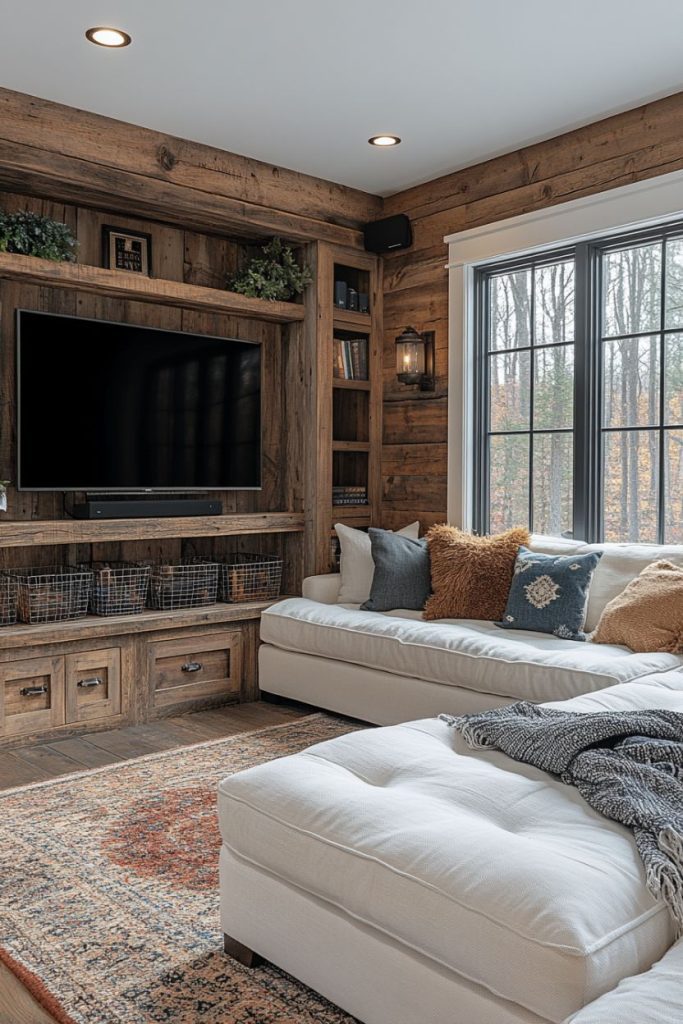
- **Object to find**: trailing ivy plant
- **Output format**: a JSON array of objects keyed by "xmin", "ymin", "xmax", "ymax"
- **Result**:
[
  {"xmin": 230, "ymin": 237, "xmax": 311, "ymax": 301},
  {"xmin": 0, "ymin": 210, "xmax": 78, "ymax": 262}
]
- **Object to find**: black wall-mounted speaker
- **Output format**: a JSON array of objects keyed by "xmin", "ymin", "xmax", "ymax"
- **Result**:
[{"xmin": 363, "ymin": 214, "xmax": 412, "ymax": 254}]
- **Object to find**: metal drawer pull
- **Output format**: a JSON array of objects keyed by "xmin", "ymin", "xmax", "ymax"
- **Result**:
[
  {"xmin": 181, "ymin": 661, "xmax": 203, "ymax": 673},
  {"xmin": 20, "ymin": 685, "xmax": 48, "ymax": 697},
  {"xmin": 77, "ymin": 677, "xmax": 103, "ymax": 689}
]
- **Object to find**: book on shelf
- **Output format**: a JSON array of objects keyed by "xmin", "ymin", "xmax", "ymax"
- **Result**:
[
  {"xmin": 332, "ymin": 485, "xmax": 368, "ymax": 506},
  {"xmin": 333, "ymin": 336, "xmax": 368, "ymax": 381}
]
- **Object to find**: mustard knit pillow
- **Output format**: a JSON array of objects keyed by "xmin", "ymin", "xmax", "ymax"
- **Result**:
[
  {"xmin": 424, "ymin": 525, "xmax": 530, "ymax": 622},
  {"xmin": 592, "ymin": 560, "xmax": 683, "ymax": 653}
]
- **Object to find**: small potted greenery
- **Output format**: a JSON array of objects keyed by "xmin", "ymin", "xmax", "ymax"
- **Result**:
[
  {"xmin": 0, "ymin": 210, "xmax": 78, "ymax": 262},
  {"xmin": 230, "ymin": 237, "xmax": 311, "ymax": 301}
]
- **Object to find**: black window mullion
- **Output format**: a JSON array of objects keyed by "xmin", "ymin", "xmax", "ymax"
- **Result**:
[
  {"xmin": 659, "ymin": 239, "xmax": 667, "ymax": 543},
  {"xmin": 528, "ymin": 265, "xmax": 535, "ymax": 532},
  {"xmin": 572, "ymin": 242, "xmax": 598, "ymax": 542},
  {"xmin": 473, "ymin": 271, "xmax": 490, "ymax": 535}
]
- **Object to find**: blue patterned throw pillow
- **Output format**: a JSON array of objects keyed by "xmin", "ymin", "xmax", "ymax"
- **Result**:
[{"xmin": 498, "ymin": 547, "xmax": 602, "ymax": 641}]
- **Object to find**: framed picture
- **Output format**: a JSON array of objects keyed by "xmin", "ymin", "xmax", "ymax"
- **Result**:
[{"xmin": 102, "ymin": 226, "xmax": 152, "ymax": 276}]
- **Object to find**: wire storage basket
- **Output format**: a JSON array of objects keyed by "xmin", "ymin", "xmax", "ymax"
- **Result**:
[
  {"xmin": 219, "ymin": 553, "xmax": 283, "ymax": 603},
  {"xmin": 10, "ymin": 565, "xmax": 93, "ymax": 624},
  {"xmin": 147, "ymin": 561, "xmax": 220, "ymax": 611},
  {"xmin": 0, "ymin": 574, "xmax": 18, "ymax": 626},
  {"xmin": 89, "ymin": 562, "xmax": 152, "ymax": 617}
]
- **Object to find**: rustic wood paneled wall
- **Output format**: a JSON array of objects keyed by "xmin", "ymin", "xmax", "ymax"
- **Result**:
[
  {"xmin": 5, "ymin": 86, "xmax": 683, "ymax": 546},
  {"xmin": 0, "ymin": 89, "xmax": 382, "ymax": 246},
  {"xmin": 0, "ymin": 191, "xmax": 307, "ymax": 583},
  {"xmin": 380, "ymin": 91, "xmax": 683, "ymax": 532},
  {"xmin": 0, "ymin": 89, "xmax": 382, "ymax": 591}
]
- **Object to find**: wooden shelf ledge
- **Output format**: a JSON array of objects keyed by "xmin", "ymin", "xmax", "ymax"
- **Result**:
[
  {"xmin": 0, "ymin": 253, "xmax": 305, "ymax": 324},
  {"xmin": 0, "ymin": 598, "xmax": 288, "ymax": 650},
  {"xmin": 0, "ymin": 512, "xmax": 304, "ymax": 548},
  {"xmin": 331, "ymin": 505, "xmax": 371, "ymax": 517},
  {"xmin": 332, "ymin": 378, "xmax": 371, "ymax": 391},
  {"xmin": 333, "ymin": 310, "xmax": 371, "ymax": 331},
  {"xmin": 332, "ymin": 441, "xmax": 370, "ymax": 452}
]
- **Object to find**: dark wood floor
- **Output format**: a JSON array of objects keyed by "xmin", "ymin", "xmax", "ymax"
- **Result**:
[
  {"xmin": 0, "ymin": 700, "xmax": 307, "ymax": 791},
  {"xmin": 0, "ymin": 700, "xmax": 308, "ymax": 1023}
]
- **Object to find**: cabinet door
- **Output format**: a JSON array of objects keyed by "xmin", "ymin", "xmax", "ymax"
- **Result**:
[
  {"xmin": 149, "ymin": 631, "xmax": 242, "ymax": 709},
  {"xmin": 0, "ymin": 656, "xmax": 65, "ymax": 739},
  {"xmin": 65, "ymin": 648, "xmax": 122, "ymax": 724}
]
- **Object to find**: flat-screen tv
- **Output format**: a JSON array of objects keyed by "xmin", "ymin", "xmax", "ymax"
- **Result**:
[{"xmin": 17, "ymin": 310, "xmax": 261, "ymax": 492}]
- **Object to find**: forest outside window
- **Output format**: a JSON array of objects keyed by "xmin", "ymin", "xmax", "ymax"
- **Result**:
[{"xmin": 474, "ymin": 224, "xmax": 683, "ymax": 543}]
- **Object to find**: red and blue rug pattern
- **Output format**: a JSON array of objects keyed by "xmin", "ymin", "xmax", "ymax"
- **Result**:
[{"xmin": 0, "ymin": 714, "xmax": 359, "ymax": 1024}]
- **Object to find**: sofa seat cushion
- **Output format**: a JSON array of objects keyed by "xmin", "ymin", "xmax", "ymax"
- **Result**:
[
  {"xmin": 218, "ymin": 716, "xmax": 674, "ymax": 1023},
  {"xmin": 260, "ymin": 598, "xmax": 682, "ymax": 703},
  {"xmin": 565, "ymin": 939, "xmax": 683, "ymax": 1023}
]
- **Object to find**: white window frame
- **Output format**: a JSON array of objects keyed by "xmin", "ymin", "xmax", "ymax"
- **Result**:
[{"xmin": 446, "ymin": 167, "xmax": 683, "ymax": 529}]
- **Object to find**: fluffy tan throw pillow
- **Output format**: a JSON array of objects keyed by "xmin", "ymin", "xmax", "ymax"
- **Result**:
[
  {"xmin": 592, "ymin": 560, "xmax": 683, "ymax": 653},
  {"xmin": 424, "ymin": 525, "xmax": 530, "ymax": 621}
]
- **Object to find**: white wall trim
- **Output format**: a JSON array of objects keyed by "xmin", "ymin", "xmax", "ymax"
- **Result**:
[{"xmin": 446, "ymin": 167, "xmax": 683, "ymax": 526}]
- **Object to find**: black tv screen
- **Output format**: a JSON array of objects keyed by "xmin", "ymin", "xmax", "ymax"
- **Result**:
[{"xmin": 17, "ymin": 310, "xmax": 261, "ymax": 491}]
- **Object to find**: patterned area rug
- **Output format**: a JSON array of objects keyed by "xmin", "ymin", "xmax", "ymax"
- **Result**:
[{"xmin": 0, "ymin": 713, "xmax": 360, "ymax": 1024}]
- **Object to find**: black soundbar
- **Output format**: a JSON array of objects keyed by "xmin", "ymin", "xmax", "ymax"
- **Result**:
[{"xmin": 72, "ymin": 498, "xmax": 223, "ymax": 520}]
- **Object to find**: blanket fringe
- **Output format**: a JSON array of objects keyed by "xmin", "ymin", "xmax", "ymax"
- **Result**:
[
  {"xmin": 438, "ymin": 714, "xmax": 493, "ymax": 749},
  {"xmin": 648, "ymin": 827, "xmax": 683, "ymax": 937}
]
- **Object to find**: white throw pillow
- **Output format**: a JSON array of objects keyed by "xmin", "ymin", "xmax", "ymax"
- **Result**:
[{"xmin": 335, "ymin": 521, "xmax": 420, "ymax": 605}]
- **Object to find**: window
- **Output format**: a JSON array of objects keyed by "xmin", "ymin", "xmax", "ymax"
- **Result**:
[{"xmin": 475, "ymin": 224, "xmax": 683, "ymax": 543}]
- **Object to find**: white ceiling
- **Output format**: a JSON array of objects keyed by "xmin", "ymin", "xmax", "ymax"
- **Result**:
[{"xmin": 1, "ymin": 0, "xmax": 683, "ymax": 197}]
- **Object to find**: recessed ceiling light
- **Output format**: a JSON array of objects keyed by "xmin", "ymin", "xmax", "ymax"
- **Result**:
[
  {"xmin": 368, "ymin": 135, "xmax": 401, "ymax": 147},
  {"xmin": 85, "ymin": 26, "xmax": 132, "ymax": 48}
]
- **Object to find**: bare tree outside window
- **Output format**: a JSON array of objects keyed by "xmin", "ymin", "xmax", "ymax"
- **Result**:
[
  {"xmin": 602, "ymin": 240, "xmax": 683, "ymax": 542},
  {"xmin": 486, "ymin": 260, "xmax": 574, "ymax": 536},
  {"xmin": 477, "ymin": 227, "xmax": 683, "ymax": 542}
]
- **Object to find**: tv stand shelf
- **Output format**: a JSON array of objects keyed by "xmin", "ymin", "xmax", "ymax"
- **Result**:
[
  {"xmin": 0, "ymin": 597, "xmax": 289, "ymax": 748},
  {"xmin": 0, "ymin": 512, "xmax": 304, "ymax": 548},
  {"xmin": 0, "ymin": 598, "xmax": 284, "ymax": 650},
  {"xmin": 0, "ymin": 253, "xmax": 306, "ymax": 324}
]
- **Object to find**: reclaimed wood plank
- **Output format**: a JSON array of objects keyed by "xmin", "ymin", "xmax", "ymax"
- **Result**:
[
  {"xmin": 0, "ymin": 88, "xmax": 381, "ymax": 233},
  {"xmin": 0, "ymin": 598, "xmax": 287, "ymax": 650},
  {"xmin": 0, "ymin": 253, "xmax": 305, "ymax": 323},
  {"xmin": 0, "ymin": 512, "xmax": 304, "ymax": 549}
]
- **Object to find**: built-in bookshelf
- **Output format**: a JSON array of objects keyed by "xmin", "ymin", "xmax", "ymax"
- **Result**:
[
  {"xmin": 305, "ymin": 244, "xmax": 382, "ymax": 574},
  {"xmin": 333, "ymin": 331, "xmax": 369, "ymax": 382}
]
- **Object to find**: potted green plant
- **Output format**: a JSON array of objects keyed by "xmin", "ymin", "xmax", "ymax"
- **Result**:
[
  {"xmin": 230, "ymin": 237, "xmax": 311, "ymax": 301},
  {"xmin": 0, "ymin": 210, "xmax": 78, "ymax": 262}
]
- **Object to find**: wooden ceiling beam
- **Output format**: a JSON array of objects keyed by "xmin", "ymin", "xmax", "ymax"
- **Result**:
[{"xmin": 0, "ymin": 88, "xmax": 382, "ymax": 246}]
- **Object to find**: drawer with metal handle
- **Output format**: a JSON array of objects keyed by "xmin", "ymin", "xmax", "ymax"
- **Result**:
[
  {"xmin": 65, "ymin": 649, "xmax": 121, "ymax": 725},
  {"xmin": 1, "ymin": 656, "xmax": 64, "ymax": 739},
  {"xmin": 149, "ymin": 631, "xmax": 242, "ymax": 709}
]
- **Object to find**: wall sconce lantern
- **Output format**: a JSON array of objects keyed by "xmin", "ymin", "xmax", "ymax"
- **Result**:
[{"xmin": 395, "ymin": 326, "xmax": 435, "ymax": 391}]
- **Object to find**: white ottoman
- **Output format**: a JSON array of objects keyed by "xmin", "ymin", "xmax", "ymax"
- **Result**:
[{"xmin": 218, "ymin": 718, "xmax": 673, "ymax": 1024}]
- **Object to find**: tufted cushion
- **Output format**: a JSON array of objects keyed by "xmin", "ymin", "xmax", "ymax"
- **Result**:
[
  {"xmin": 218, "ymin": 714, "xmax": 675, "ymax": 1023},
  {"xmin": 261, "ymin": 598, "xmax": 683, "ymax": 703}
]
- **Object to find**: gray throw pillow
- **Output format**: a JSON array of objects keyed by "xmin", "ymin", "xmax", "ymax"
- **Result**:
[{"xmin": 361, "ymin": 528, "xmax": 431, "ymax": 612}]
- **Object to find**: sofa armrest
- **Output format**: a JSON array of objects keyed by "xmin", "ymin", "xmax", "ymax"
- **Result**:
[
  {"xmin": 302, "ymin": 574, "xmax": 341, "ymax": 604},
  {"xmin": 564, "ymin": 939, "xmax": 683, "ymax": 1023}
]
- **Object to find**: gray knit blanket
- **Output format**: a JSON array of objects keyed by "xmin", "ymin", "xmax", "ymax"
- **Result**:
[{"xmin": 440, "ymin": 702, "xmax": 683, "ymax": 931}]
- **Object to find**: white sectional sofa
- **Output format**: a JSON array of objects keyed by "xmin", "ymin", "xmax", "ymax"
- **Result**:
[
  {"xmin": 260, "ymin": 536, "xmax": 683, "ymax": 723},
  {"xmin": 219, "ymin": 667, "xmax": 683, "ymax": 1024},
  {"xmin": 219, "ymin": 534, "xmax": 683, "ymax": 1023}
]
